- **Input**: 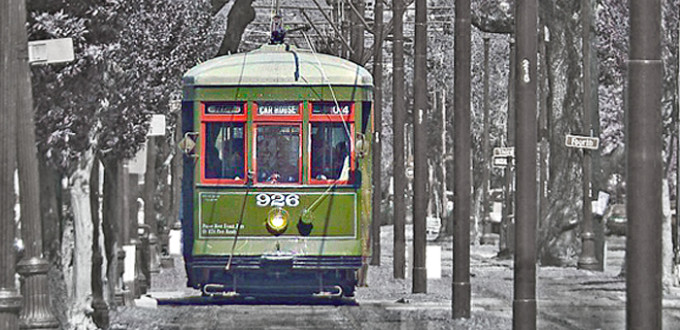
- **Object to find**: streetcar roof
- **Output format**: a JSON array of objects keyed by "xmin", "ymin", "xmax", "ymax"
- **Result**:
[{"xmin": 183, "ymin": 44, "xmax": 373, "ymax": 87}]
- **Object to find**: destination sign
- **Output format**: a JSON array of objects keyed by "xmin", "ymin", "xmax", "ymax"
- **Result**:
[
  {"xmin": 565, "ymin": 134, "xmax": 599, "ymax": 150},
  {"xmin": 312, "ymin": 102, "xmax": 352, "ymax": 115},
  {"xmin": 205, "ymin": 102, "xmax": 243, "ymax": 115},
  {"xmin": 493, "ymin": 147, "xmax": 515, "ymax": 158},
  {"xmin": 257, "ymin": 102, "xmax": 299, "ymax": 115}
]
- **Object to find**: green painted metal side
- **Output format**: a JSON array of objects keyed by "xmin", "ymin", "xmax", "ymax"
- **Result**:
[{"xmin": 198, "ymin": 190, "xmax": 357, "ymax": 238}]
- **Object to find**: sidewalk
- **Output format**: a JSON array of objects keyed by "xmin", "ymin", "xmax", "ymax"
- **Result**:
[{"xmin": 357, "ymin": 225, "xmax": 680, "ymax": 329}]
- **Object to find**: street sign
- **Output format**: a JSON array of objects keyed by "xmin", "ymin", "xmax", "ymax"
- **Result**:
[
  {"xmin": 493, "ymin": 156, "xmax": 509, "ymax": 168},
  {"xmin": 565, "ymin": 134, "xmax": 599, "ymax": 150},
  {"xmin": 493, "ymin": 147, "xmax": 514, "ymax": 158},
  {"xmin": 127, "ymin": 141, "xmax": 147, "ymax": 175},
  {"xmin": 148, "ymin": 114, "xmax": 166, "ymax": 136},
  {"xmin": 28, "ymin": 38, "xmax": 74, "ymax": 65}
]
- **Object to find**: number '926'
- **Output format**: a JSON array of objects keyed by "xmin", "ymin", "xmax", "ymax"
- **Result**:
[{"xmin": 255, "ymin": 193, "xmax": 300, "ymax": 207}]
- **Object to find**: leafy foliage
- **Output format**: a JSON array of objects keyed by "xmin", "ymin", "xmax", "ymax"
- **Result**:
[{"xmin": 30, "ymin": 0, "xmax": 218, "ymax": 172}]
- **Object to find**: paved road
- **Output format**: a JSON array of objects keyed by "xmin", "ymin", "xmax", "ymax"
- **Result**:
[{"xmin": 109, "ymin": 230, "xmax": 680, "ymax": 329}]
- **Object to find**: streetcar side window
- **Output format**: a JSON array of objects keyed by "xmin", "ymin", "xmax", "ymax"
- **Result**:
[
  {"xmin": 204, "ymin": 123, "xmax": 245, "ymax": 181},
  {"xmin": 310, "ymin": 123, "xmax": 351, "ymax": 182},
  {"xmin": 256, "ymin": 125, "xmax": 301, "ymax": 184}
]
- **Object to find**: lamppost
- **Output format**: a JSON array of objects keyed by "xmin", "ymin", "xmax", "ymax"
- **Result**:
[
  {"xmin": 0, "ymin": 1, "xmax": 22, "ymax": 327},
  {"xmin": 13, "ymin": 0, "xmax": 58, "ymax": 327}
]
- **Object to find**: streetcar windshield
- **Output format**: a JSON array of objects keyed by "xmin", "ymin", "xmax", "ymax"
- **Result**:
[
  {"xmin": 256, "ymin": 125, "xmax": 300, "ymax": 183},
  {"xmin": 204, "ymin": 123, "xmax": 245, "ymax": 180},
  {"xmin": 310, "ymin": 123, "xmax": 351, "ymax": 181}
]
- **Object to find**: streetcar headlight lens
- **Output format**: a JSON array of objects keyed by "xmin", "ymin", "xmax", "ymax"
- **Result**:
[{"xmin": 266, "ymin": 208, "xmax": 289, "ymax": 234}]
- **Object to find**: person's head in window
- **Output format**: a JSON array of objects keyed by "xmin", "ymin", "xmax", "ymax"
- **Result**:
[{"xmin": 223, "ymin": 138, "xmax": 244, "ymax": 179}]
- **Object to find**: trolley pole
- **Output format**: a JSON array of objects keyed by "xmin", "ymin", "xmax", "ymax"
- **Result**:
[
  {"xmin": 370, "ymin": 0, "xmax": 384, "ymax": 266},
  {"xmin": 627, "ymin": 0, "xmax": 662, "ymax": 328},
  {"xmin": 453, "ymin": 0, "xmax": 471, "ymax": 318},
  {"xmin": 392, "ymin": 0, "xmax": 406, "ymax": 280},
  {"xmin": 412, "ymin": 0, "xmax": 428, "ymax": 293},
  {"xmin": 577, "ymin": 0, "xmax": 598, "ymax": 271},
  {"xmin": 513, "ymin": 0, "xmax": 538, "ymax": 328},
  {"xmin": 0, "ymin": 0, "xmax": 22, "ymax": 327}
]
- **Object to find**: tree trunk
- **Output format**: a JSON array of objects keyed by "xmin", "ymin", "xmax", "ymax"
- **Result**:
[
  {"xmin": 537, "ymin": 2, "xmax": 586, "ymax": 266},
  {"xmin": 90, "ymin": 160, "xmax": 108, "ymax": 328},
  {"xmin": 38, "ymin": 157, "xmax": 62, "ymax": 263},
  {"xmin": 102, "ymin": 157, "xmax": 124, "ymax": 308},
  {"xmin": 66, "ymin": 148, "xmax": 97, "ymax": 330},
  {"xmin": 216, "ymin": 0, "xmax": 255, "ymax": 56},
  {"xmin": 471, "ymin": 0, "xmax": 588, "ymax": 266},
  {"xmin": 663, "ymin": 180, "xmax": 677, "ymax": 290}
]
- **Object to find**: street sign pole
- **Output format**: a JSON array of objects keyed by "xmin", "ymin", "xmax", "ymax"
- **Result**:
[{"xmin": 577, "ymin": 0, "xmax": 598, "ymax": 272}]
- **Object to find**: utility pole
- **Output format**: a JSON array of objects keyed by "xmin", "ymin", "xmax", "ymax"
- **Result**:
[
  {"xmin": 349, "ymin": 0, "xmax": 364, "ymax": 64},
  {"xmin": 577, "ymin": 0, "xmax": 598, "ymax": 271},
  {"xmin": 453, "ymin": 0, "xmax": 471, "ymax": 318},
  {"xmin": 370, "ymin": 0, "xmax": 384, "ymax": 266},
  {"xmin": 412, "ymin": 0, "xmax": 428, "ymax": 293},
  {"xmin": 392, "ymin": 0, "xmax": 406, "ymax": 279},
  {"xmin": 538, "ymin": 25, "xmax": 549, "ymax": 228},
  {"xmin": 144, "ymin": 138, "xmax": 159, "ymax": 278},
  {"xmin": 439, "ymin": 91, "xmax": 447, "ymax": 235},
  {"xmin": 12, "ymin": 0, "xmax": 59, "ymax": 327},
  {"xmin": 677, "ymin": 20, "xmax": 680, "ymax": 266},
  {"xmin": 513, "ymin": 0, "xmax": 538, "ymax": 328},
  {"xmin": 0, "ymin": 0, "xmax": 22, "ymax": 327},
  {"xmin": 627, "ymin": 0, "xmax": 662, "ymax": 328},
  {"xmin": 480, "ymin": 35, "xmax": 493, "ymax": 245},
  {"xmin": 499, "ymin": 38, "xmax": 516, "ymax": 258}
]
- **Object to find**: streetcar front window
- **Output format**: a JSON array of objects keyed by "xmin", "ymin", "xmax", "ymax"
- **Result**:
[
  {"xmin": 256, "ymin": 125, "xmax": 300, "ymax": 184},
  {"xmin": 204, "ymin": 123, "xmax": 245, "ymax": 181},
  {"xmin": 310, "ymin": 123, "xmax": 351, "ymax": 182}
]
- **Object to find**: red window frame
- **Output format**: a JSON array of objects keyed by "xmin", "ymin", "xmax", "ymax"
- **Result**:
[
  {"xmin": 253, "ymin": 101, "xmax": 303, "ymax": 121},
  {"xmin": 309, "ymin": 101, "xmax": 354, "ymax": 122},
  {"xmin": 199, "ymin": 101, "xmax": 248, "ymax": 185},
  {"xmin": 308, "ymin": 101, "xmax": 355, "ymax": 185},
  {"xmin": 252, "ymin": 122, "xmax": 303, "ymax": 185}
]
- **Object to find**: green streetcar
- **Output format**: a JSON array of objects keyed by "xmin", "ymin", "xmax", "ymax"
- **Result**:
[{"xmin": 180, "ymin": 43, "xmax": 373, "ymax": 298}]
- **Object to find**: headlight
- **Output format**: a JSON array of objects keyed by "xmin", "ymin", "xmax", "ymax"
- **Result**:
[{"xmin": 266, "ymin": 207, "xmax": 289, "ymax": 235}]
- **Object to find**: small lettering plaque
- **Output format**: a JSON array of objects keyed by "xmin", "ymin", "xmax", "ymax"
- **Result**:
[
  {"xmin": 205, "ymin": 102, "xmax": 243, "ymax": 115},
  {"xmin": 312, "ymin": 102, "xmax": 352, "ymax": 115}
]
